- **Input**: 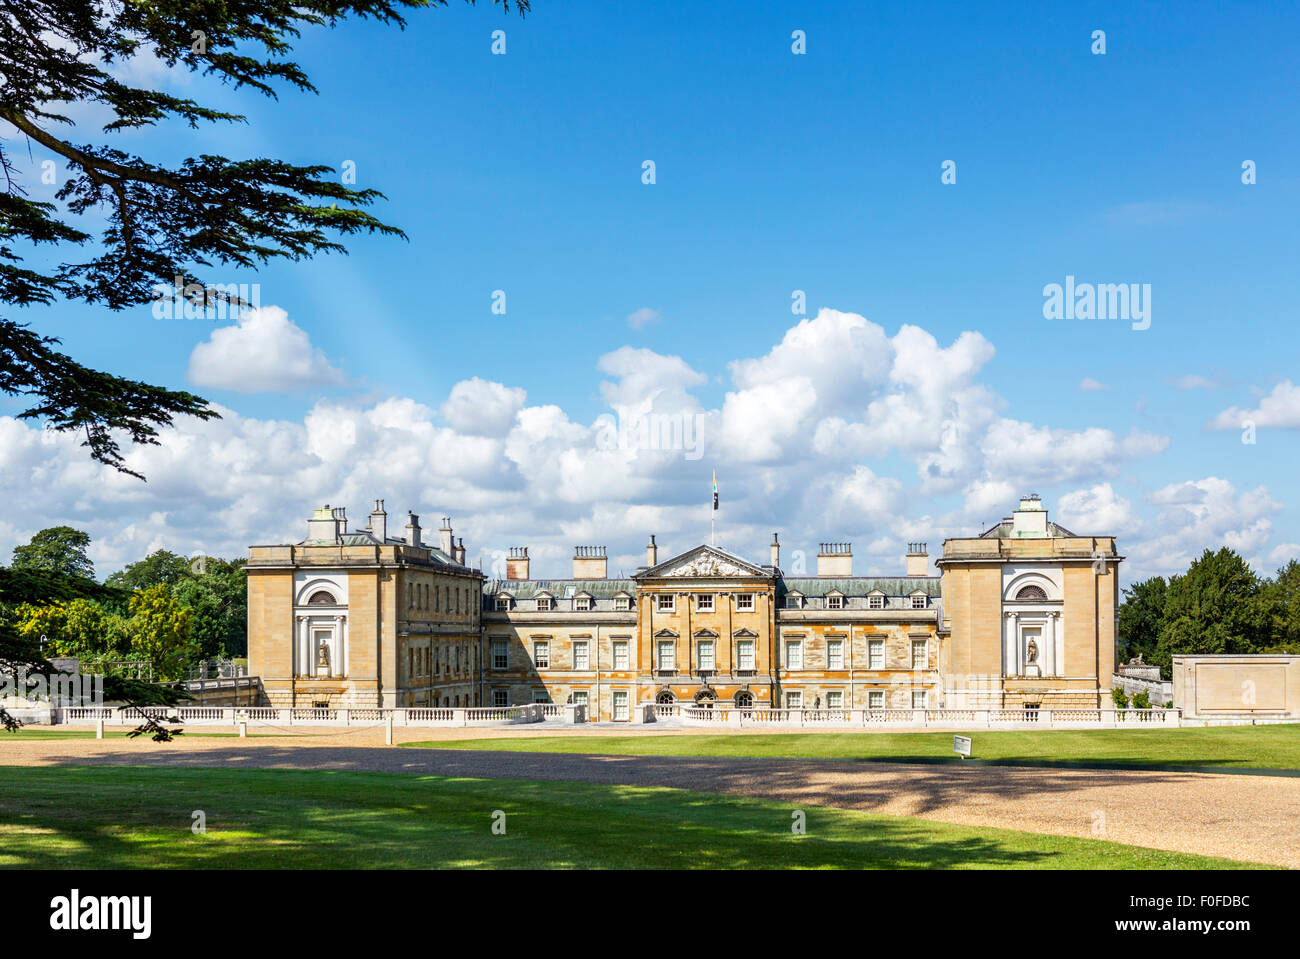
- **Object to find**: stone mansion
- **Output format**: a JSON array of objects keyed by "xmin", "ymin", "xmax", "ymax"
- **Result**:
[{"xmin": 246, "ymin": 496, "xmax": 1121, "ymax": 720}]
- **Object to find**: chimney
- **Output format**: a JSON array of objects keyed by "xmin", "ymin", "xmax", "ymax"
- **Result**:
[
  {"xmin": 646, "ymin": 535, "xmax": 658, "ymax": 568},
  {"xmin": 404, "ymin": 512, "xmax": 422, "ymax": 547},
  {"xmin": 770, "ymin": 532, "xmax": 780, "ymax": 568},
  {"xmin": 439, "ymin": 517, "xmax": 453, "ymax": 555},
  {"xmin": 1012, "ymin": 494, "xmax": 1049, "ymax": 538},
  {"xmin": 817, "ymin": 542, "xmax": 852, "ymax": 578},
  {"xmin": 332, "ymin": 506, "xmax": 348, "ymax": 534},
  {"xmin": 307, "ymin": 505, "xmax": 341, "ymax": 545},
  {"xmin": 906, "ymin": 542, "xmax": 930, "ymax": 577},
  {"xmin": 573, "ymin": 545, "xmax": 608, "ymax": 580},
  {"xmin": 369, "ymin": 499, "xmax": 387, "ymax": 542},
  {"xmin": 506, "ymin": 547, "xmax": 530, "ymax": 580},
  {"xmin": 454, "ymin": 537, "xmax": 466, "ymax": 566}
]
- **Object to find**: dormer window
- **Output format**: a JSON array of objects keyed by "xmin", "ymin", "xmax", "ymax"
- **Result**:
[
  {"xmin": 827, "ymin": 594, "xmax": 844, "ymax": 610},
  {"xmin": 911, "ymin": 594, "xmax": 927, "ymax": 609},
  {"xmin": 495, "ymin": 596, "xmax": 511, "ymax": 612},
  {"xmin": 786, "ymin": 594, "xmax": 802, "ymax": 609},
  {"xmin": 536, "ymin": 596, "xmax": 553, "ymax": 612},
  {"xmin": 575, "ymin": 596, "xmax": 592, "ymax": 611},
  {"xmin": 868, "ymin": 594, "xmax": 885, "ymax": 610},
  {"xmin": 614, "ymin": 595, "xmax": 632, "ymax": 611}
]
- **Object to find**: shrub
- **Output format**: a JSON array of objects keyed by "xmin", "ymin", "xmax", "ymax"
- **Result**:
[
  {"xmin": 1111, "ymin": 687, "xmax": 1129, "ymax": 709},
  {"xmin": 1131, "ymin": 690, "xmax": 1152, "ymax": 709}
]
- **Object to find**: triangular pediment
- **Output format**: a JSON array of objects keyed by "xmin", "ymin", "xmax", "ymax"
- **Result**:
[{"xmin": 636, "ymin": 544, "xmax": 769, "ymax": 580}]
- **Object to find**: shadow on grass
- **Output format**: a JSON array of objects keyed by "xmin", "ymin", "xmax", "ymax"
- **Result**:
[{"xmin": 0, "ymin": 765, "xmax": 1230, "ymax": 870}]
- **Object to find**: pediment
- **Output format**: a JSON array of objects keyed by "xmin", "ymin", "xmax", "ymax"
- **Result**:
[{"xmin": 637, "ymin": 544, "xmax": 769, "ymax": 580}]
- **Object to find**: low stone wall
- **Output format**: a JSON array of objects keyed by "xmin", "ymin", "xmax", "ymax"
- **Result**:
[
  {"xmin": 660, "ymin": 706, "xmax": 1182, "ymax": 729},
  {"xmin": 50, "ymin": 703, "xmax": 585, "ymax": 728}
]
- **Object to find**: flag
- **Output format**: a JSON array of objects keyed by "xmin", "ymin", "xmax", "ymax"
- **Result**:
[{"xmin": 712, "ymin": 470, "xmax": 718, "ymax": 510}]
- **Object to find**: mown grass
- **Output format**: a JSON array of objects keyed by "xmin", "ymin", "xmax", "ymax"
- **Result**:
[
  {"xmin": 404, "ymin": 726, "xmax": 1300, "ymax": 773},
  {"xmin": 0, "ymin": 765, "xmax": 1258, "ymax": 869}
]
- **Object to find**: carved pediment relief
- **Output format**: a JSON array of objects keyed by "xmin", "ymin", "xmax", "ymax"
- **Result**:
[{"xmin": 643, "ymin": 545, "xmax": 766, "ymax": 580}]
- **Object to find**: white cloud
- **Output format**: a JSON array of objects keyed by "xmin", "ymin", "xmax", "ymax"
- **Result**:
[
  {"xmin": 1078, "ymin": 377, "xmax": 1108, "ymax": 392},
  {"xmin": 1057, "ymin": 483, "xmax": 1142, "ymax": 536},
  {"xmin": 5, "ymin": 308, "xmax": 1289, "ymax": 585},
  {"xmin": 626, "ymin": 307, "xmax": 661, "ymax": 330},
  {"xmin": 188, "ymin": 306, "xmax": 346, "ymax": 392},
  {"xmin": 440, "ymin": 378, "xmax": 526, "ymax": 436},
  {"xmin": 1208, "ymin": 380, "xmax": 1300, "ymax": 430}
]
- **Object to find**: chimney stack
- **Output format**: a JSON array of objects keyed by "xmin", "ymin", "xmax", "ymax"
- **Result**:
[
  {"xmin": 906, "ymin": 542, "xmax": 930, "ymax": 577},
  {"xmin": 770, "ymin": 532, "xmax": 780, "ymax": 568},
  {"xmin": 404, "ymin": 512, "xmax": 422, "ymax": 547},
  {"xmin": 506, "ymin": 547, "xmax": 530, "ymax": 581},
  {"xmin": 1012, "ymin": 494, "xmax": 1049, "ymax": 538},
  {"xmin": 817, "ymin": 542, "xmax": 852, "ymax": 578},
  {"xmin": 454, "ymin": 537, "xmax": 466, "ymax": 566},
  {"xmin": 646, "ymin": 535, "xmax": 658, "ymax": 568},
  {"xmin": 307, "ymin": 505, "xmax": 342, "ymax": 544},
  {"xmin": 573, "ymin": 545, "xmax": 608, "ymax": 580},
  {"xmin": 369, "ymin": 499, "xmax": 387, "ymax": 542},
  {"xmin": 439, "ymin": 517, "xmax": 454, "ymax": 555}
]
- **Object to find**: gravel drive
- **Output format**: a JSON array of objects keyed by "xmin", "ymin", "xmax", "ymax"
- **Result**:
[{"xmin": 4, "ymin": 728, "xmax": 1297, "ymax": 867}]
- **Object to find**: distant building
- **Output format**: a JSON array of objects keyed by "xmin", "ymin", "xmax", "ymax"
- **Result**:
[{"xmin": 247, "ymin": 495, "xmax": 1122, "ymax": 717}]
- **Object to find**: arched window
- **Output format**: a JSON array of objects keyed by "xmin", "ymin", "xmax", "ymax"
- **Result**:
[
  {"xmin": 735, "ymin": 691, "xmax": 754, "ymax": 709},
  {"xmin": 655, "ymin": 690, "xmax": 676, "ymax": 705},
  {"xmin": 1016, "ymin": 584, "xmax": 1048, "ymax": 601},
  {"xmin": 307, "ymin": 590, "xmax": 336, "ymax": 606}
]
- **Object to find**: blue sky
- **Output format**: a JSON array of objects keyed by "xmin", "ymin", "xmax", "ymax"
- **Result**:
[{"xmin": 4, "ymin": 0, "xmax": 1299, "ymax": 582}]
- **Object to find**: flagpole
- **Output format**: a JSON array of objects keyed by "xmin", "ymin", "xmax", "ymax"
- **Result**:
[{"xmin": 711, "ymin": 469, "xmax": 717, "ymax": 546}]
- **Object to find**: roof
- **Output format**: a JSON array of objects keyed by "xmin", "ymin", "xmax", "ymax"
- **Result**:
[
  {"xmin": 299, "ymin": 530, "xmax": 473, "ymax": 570},
  {"xmin": 483, "ymin": 579, "xmax": 635, "ymax": 599},
  {"xmin": 780, "ymin": 577, "xmax": 942, "ymax": 597},
  {"xmin": 978, "ymin": 519, "xmax": 1077, "ymax": 539}
]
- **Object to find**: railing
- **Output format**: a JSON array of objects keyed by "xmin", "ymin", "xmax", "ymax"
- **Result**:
[
  {"xmin": 49, "ymin": 702, "xmax": 584, "ymax": 728},
  {"xmin": 671, "ymin": 707, "xmax": 1183, "ymax": 728},
  {"xmin": 50, "ymin": 704, "xmax": 1183, "ymax": 730}
]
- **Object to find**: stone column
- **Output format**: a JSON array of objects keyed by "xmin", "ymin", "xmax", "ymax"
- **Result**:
[
  {"xmin": 1051, "ymin": 611, "xmax": 1063, "ymax": 677},
  {"xmin": 1044, "ymin": 612, "xmax": 1058, "ymax": 677},
  {"xmin": 294, "ymin": 615, "xmax": 307, "ymax": 678},
  {"xmin": 1004, "ymin": 612, "xmax": 1018, "ymax": 676}
]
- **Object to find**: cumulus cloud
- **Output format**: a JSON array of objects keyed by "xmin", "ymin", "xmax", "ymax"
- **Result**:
[
  {"xmin": 5, "ymin": 307, "xmax": 1288, "ymax": 584},
  {"xmin": 1208, "ymin": 380, "xmax": 1300, "ymax": 430},
  {"xmin": 188, "ymin": 306, "xmax": 346, "ymax": 392},
  {"xmin": 1078, "ymin": 378, "xmax": 1108, "ymax": 392},
  {"xmin": 440, "ymin": 377, "xmax": 526, "ymax": 436}
]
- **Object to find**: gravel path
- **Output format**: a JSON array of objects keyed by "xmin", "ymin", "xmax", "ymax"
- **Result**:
[{"xmin": 4, "ymin": 729, "xmax": 1298, "ymax": 867}]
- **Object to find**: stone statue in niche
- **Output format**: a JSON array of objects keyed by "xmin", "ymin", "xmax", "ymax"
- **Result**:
[
  {"xmin": 1025, "ymin": 638, "xmax": 1039, "ymax": 663},
  {"xmin": 317, "ymin": 639, "xmax": 331, "ymax": 671}
]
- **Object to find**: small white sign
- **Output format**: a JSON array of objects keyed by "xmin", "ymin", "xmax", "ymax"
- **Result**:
[{"xmin": 953, "ymin": 735, "xmax": 972, "ymax": 758}]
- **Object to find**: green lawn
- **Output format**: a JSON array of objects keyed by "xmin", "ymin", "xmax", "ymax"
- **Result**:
[
  {"xmin": 404, "ymin": 726, "xmax": 1300, "ymax": 772},
  {"xmin": 0, "ymin": 765, "xmax": 1258, "ymax": 869}
]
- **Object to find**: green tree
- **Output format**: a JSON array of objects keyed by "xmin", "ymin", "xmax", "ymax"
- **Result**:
[
  {"xmin": 11, "ymin": 598, "xmax": 129, "ymax": 661},
  {"xmin": 1259, "ymin": 558, "xmax": 1300, "ymax": 652},
  {"xmin": 10, "ymin": 526, "xmax": 94, "ymax": 579},
  {"xmin": 172, "ymin": 558, "xmax": 247, "ymax": 659},
  {"xmin": 106, "ymin": 550, "xmax": 192, "ymax": 592},
  {"xmin": 1, "ymin": 0, "xmax": 526, "ymax": 478},
  {"xmin": 1117, "ymin": 575, "xmax": 1166, "ymax": 666},
  {"xmin": 1156, "ymin": 548, "xmax": 1267, "ymax": 673},
  {"xmin": 126, "ymin": 585, "xmax": 196, "ymax": 681}
]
